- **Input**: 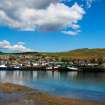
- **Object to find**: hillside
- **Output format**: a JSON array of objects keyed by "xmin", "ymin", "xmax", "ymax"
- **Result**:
[
  {"xmin": 1, "ymin": 48, "xmax": 105, "ymax": 60},
  {"xmin": 44, "ymin": 48, "xmax": 105, "ymax": 59}
]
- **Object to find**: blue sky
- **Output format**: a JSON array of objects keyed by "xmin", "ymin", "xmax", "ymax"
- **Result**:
[{"xmin": 0, "ymin": 0, "xmax": 105, "ymax": 52}]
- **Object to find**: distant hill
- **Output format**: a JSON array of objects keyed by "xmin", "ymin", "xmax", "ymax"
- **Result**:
[
  {"xmin": 1, "ymin": 48, "xmax": 105, "ymax": 60},
  {"xmin": 44, "ymin": 48, "xmax": 105, "ymax": 59}
]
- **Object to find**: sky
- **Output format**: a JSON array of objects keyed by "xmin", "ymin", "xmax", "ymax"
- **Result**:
[{"xmin": 0, "ymin": 0, "xmax": 105, "ymax": 52}]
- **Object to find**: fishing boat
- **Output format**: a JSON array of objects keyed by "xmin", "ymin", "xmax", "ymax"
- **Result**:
[
  {"xmin": 67, "ymin": 66, "xmax": 78, "ymax": 71},
  {"xmin": 13, "ymin": 66, "xmax": 20, "ymax": 69},
  {"xmin": 0, "ymin": 65, "xmax": 7, "ymax": 69},
  {"xmin": 46, "ymin": 66, "xmax": 59, "ymax": 71},
  {"xmin": 46, "ymin": 66, "xmax": 53, "ymax": 70}
]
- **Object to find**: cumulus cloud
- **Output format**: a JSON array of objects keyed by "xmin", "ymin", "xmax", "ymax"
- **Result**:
[
  {"xmin": 59, "ymin": 0, "xmax": 95, "ymax": 8},
  {"xmin": 0, "ymin": 0, "xmax": 85, "ymax": 32},
  {"xmin": 62, "ymin": 30, "xmax": 81, "ymax": 36},
  {"xmin": 86, "ymin": 0, "xmax": 95, "ymax": 8},
  {"xmin": 0, "ymin": 40, "xmax": 32, "ymax": 52},
  {"xmin": 70, "ymin": 24, "xmax": 80, "ymax": 30}
]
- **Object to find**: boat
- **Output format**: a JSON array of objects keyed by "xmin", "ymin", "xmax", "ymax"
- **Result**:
[
  {"xmin": 0, "ymin": 65, "xmax": 7, "ymax": 68},
  {"xmin": 46, "ymin": 66, "xmax": 59, "ymax": 71},
  {"xmin": 46, "ymin": 66, "xmax": 53, "ymax": 70},
  {"xmin": 13, "ymin": 66, "xmax": 20, "ymax": 69},
  {"xmin": 67, "ymin": 66, "xmax": 78, "ymax": 71},
  {"xmin": 0, "ymin": 65, "xmax": 7, "ymax": 70}
]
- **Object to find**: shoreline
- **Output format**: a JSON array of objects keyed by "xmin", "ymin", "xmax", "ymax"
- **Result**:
[
  {"xmin": 0, "ymin": 67, "xmax": 105, "ymax": 72},
  {"xmin": 0, "ymin": 83, "xmax": 105, "ymax": 105}
]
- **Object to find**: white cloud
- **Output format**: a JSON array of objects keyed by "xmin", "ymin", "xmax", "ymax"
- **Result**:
[
  {"xmin": 62, "ymin": 30, "xmax": 81, "ymax": 36},
  {"xmin": 0, "ymin": 0, "xmax": 85, "ymax": 32},
  {"xmin": 86, "ymin": 0, "xmax": 95, "ymax": 8},
  {"xmin": 0, "ymin": 40, "xmax": 32, "ymax": 52},
  {"xmin": 70, "ymin": 24, "xmax": 80, "ymax": 30}
]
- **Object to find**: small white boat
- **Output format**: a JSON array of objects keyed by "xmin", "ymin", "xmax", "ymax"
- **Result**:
[
  {"xmin": 67, "ymin": 66, "xmax": 78, "ymax": 71},
  {"xmin": 46, "ymin": 65, "xmax": 60, "ymax": 70},
  {"xmin": 0, "ymin": 65, "xmax": 7, "ymax": 68},
  {"xmin": 46, "ymin": 66, "xmax": 53, "ymax": 70},
  {"xmin": 54, "ymin": 66, "xmax": 59, "ymax": 69},
  {"xmin": 14, "ymin": 66, "xmax": 20, "ymax": 69}
]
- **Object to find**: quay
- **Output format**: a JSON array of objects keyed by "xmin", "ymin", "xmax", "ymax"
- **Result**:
[
  {"xmin": 78, "ymin": 66, "xmax": 105, "ymax": 72},
  {"xmin": 0, "ymin": 64, "xmax": 105, "ymax": 72},
  {"xmin": 0, "ymin": 66, "xmax": 46, "ymax": 71}
]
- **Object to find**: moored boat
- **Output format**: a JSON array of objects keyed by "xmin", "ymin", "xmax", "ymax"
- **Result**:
[
  {"xmin": 0, "ymin": 65, "xmax": 7, "ymax": 68},
  {"xmin": 0, "ymin": 65, "xmax": 8, "ymax": 70},
  {"xmin": 67, "ymin": 66, "xmax": 78, "ymax": 71}
]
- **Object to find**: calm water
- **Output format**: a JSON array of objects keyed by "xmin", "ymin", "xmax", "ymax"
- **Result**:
[{"xmin": 0, "ymin": 70, "xmax": 105, "ymax": 102}]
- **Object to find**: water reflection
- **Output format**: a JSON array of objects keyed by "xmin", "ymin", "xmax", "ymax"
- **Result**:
[
  {"xmin": 0, "ymin": 71, "xmax": 79, "ymax": 81},
  {"xmin": 0, "ymin": 71, "xmax": 105, "ymax": 82},
  {"xmin": 0, "ymin": 71, "xmax": 105, "ymax": 102}
]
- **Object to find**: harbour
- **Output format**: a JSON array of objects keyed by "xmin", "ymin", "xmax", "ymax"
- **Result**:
[{"xmin": 0, "ymin": 63, "xmax": 104, "ymax": 72}]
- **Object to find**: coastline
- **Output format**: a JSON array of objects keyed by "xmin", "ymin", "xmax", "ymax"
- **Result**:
[{"xmin": 0, "ymin": 83, "xmax": 105, "ymax": 105}]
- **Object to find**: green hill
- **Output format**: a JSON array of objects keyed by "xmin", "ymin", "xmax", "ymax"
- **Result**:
[
  {"xmin": 44, "ymin": 48, "xmax": 105, "ymax": 59},
  {"xmin": 1, "ymin": 48, "xmax": 105, "ymax": 60}
]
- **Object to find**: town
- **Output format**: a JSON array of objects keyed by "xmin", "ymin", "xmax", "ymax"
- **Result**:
[{"xmin": 0, "ymin": 52, "xmax": 105, "ymax": 72}]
